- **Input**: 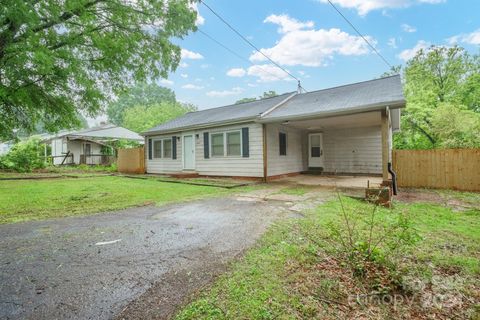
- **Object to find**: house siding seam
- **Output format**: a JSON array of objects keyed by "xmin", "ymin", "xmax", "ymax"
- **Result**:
[
  {"xmin": 145, "ymin": 134, "xmax": 183, "ymax": 173},
  {"xmin": 266, "ymin": 123, "xmax": 305, "ymax": 176},
  {"xmin": 321, "ymin": 126, "xmax": 382, "ymax": 174},
  {"xmin": 195, "ymin": 123, "xmax": 263, "ymax": 177},
  {"xmin": 145, "ymin": 122, "xmax": 264, "ymax": 177}
]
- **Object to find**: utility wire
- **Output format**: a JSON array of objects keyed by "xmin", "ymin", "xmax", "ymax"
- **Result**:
[
  {"xmin": 325, "ymin": 0, "xmax": 392, "ymax": 69},
  {"xmin": 199, "ymin": 0, "xmax": 308, "ymax": 93},
  {"xmin": 197, "ymin": 28, "xmax": 287, "ymax": 82}
]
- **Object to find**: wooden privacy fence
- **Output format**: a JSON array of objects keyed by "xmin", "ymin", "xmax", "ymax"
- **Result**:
[
  {"xmin": 392, "ymin": 149, "xmax": 480, "ymax": 191},
  {"xmin": 117, "ymin": 147, "xmax": 145, "ymax": 174}
]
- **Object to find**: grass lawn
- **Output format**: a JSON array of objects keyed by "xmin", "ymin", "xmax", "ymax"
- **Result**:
[
  {"xmin": 176, "ymin": 194, "xmax": 480, "ymax": 319},
  {"xmin": 0, "ymin": 176, "xmax": 236, "ymax": 224}
]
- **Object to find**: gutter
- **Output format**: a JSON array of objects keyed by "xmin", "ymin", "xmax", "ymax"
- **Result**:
[{"xmin": 256, "ymin": 100, "xmax": 406, "ymax": 124}]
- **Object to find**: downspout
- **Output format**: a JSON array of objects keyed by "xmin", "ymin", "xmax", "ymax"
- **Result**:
[
  {"xmin": 262, "ymin": 124, "xmax": 268, "ymax": 183},
  {"xmin": 388, "ymin": 162, "xmax": 398, "ymax": 195}
]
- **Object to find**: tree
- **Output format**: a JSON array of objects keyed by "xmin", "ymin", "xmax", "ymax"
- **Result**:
[
  {"xmin": 235, "ymin": 91, "xmax": 278, "ymax": 104},
  {"xmin": 0, "ymin": 137, "xmax": 46, "ymax": 172},
  {"xmin": 394, "ymin": 45, "xmax": 480, "ymax": 149},
  {"xmin": 0, "ymin": 0, "xmax": 198, "ymax": 140},
  {"xmin": 107, "ymin": 83, "xmax": 177, "ymax": 125},
  {"xmin": 122, "ymin": 102, "xmax": 196, "ymax": 133}
]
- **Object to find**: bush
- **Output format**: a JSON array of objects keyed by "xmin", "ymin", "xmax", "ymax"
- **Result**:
[
  {"xmin": 0, "ymin": 137, "xmax": 46, "ymax": 172},
  {"xmin": 322, "ymin": 192, "xmax": 421, "ymax": 293}
]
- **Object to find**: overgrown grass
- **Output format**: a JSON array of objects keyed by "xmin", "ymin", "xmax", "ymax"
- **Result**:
[
  {"xmin": 176, "ymin": 196, "xmax": 480, "ymax": 319},
  {"xmin": 0, "ymin": 176, "xmax": 235, "ymax": 224}
]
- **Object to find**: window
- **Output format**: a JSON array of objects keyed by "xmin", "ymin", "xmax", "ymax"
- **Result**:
[
  {"xmin": 153, "ymin": 140, "xmax": 162, "ymax": 158},
  {"xmin": 211, "ymin": 133, "xmax": 224, "ymax": 157},
  {"xmin": 61, "ymin": 139, "xmax": 68, "ymax": 154},
  {"xmin": 226, "ymin": 131, "xmax": 241, "ymax": 156},
  {"xmin": 279, "ymin": 132, "xmax": 287, "ymax": 156},
  {"xmin": 163, "ymin": 139, "xmax": 172, "ymax": 158},
  {"xmin": 84, "ymin": 143, "xmax": 91, "ymax": 156},
  {"xmin": 310, "ymin": 135, "xmax": 321, "ymax": 157}
]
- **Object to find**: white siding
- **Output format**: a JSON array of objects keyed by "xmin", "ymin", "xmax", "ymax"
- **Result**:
[
  {"xmin": 195, "ymin": 123, "xmax": 263, "ymax": 177},
  {"xmin": 266, "ymin": 123, "xmax": 305, "ymax": 176},
  {"xmin": 145, "ymin": 122, "xmax": 263, "ymax": 177},
  {"xmin": 321, "ymin": 126, "xmax": 382, "ymax": 174},
  {"xmin": 145, "ymin": 134, "xmax": 183, "ymax": 173}
]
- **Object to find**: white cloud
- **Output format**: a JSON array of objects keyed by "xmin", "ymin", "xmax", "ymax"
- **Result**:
[
  {"xmin": 181, "ymin": 49, "xmax": 203, "ymax": 60},
  {"xmin": 318, "ymin": 0, "xmax": 445, "ymax": 16},
  {"xmin": 180, "ymin": 73, "xmax": 188, "ymax": 78},
  {"xmin": 250, "ymin": 15, "xmax": 372, "ymax": 67},
  {"xmin": 226, "ymin": 68, "xmax": 246, "ymax": 77},
  {"xmin": 447, "ymin": 29, "xmax": 480, "ymax": 45},
  {"xmin": 247, "ymin": 64, "xmax": 293, "ymax": 82},
  {"xmin": 182, "ymin": 84, "xmax": 203, "ymax": 90},
  {"xmin": 206, "ymin": 87, "xmax": 244, "ymax": 97},
  {"xmin": 189, "ymin": 2, "xmax": 205, "ymax": 26},
  {"xmin": 388, "ymin": 37, "xmax": 397, "ymax": 48},
  {"xmin": 263, "ymin": 14, "xmax": 314, "ymax": 33},
  {"xmin": 179, "ymin": 62, "xmax": 189, "ymax": 68},
  {"xmin": 397, "ymin": 40, "xmax": 431, "ymax": 61},
  {"xmin": 247, "ymin": 83, "xmax": 258, "ymax": 87},
  {"xmin": 401, "ymin": 23, "xmax": 417, "ymax": 33},
  {"xmin": 159, "ymin": 79, "xmax": 174, "ymax": 86},
  {"xmin": 200, "ymin": 64, "xmax": 210, "ymax": 69}
]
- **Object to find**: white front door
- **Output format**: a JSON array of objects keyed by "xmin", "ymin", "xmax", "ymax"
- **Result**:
[
  {"xmin": 308, "ymin": 133, "xmax": 324, "ymax": 168},
  {"xmin": 183, "ymin": 135, "xmax": 195, "ymax": 170}
]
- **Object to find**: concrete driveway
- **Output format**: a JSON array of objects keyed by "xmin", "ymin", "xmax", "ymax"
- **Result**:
[{"xmin": 0, "ymin": 191, "xmax": 304, "ymax": 320}]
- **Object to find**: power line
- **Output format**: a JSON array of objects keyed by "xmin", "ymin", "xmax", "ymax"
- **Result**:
[
  {"xmin": 197, "ymin": 28, "xmax": 291, "ymax": 83},
  {"xmin": 199, "ymin": 0, "xmax": 307, "ymax": 92},
  {"xmin": 325, "ymin": 0, "xmax": 392, "ymax": 69}
]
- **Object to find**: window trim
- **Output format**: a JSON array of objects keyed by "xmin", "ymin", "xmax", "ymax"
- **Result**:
[
  {"xmin": 152, "ymin": 139, "xmax": 163, "ymax": 159},
  {"xmin": 209, "ymin": 130, "xmax": 243, "ymax": 158},
  {"xmin": 163, "ymin": 139, "xmax": 172, "ymax": 158},
  {"xmin": 279, "ymin": 131, "xmax": 287, "ymax": 156},
  {"xmin": 151, "ymin": 137, "xmax": 174, "ymax": 159}
]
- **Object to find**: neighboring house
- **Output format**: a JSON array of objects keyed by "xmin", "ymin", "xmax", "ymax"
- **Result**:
[
  {"xmin": 42, "ymin": 124, "xmax": 144, "ymax": 165},
  {"xmin": 0, "ymin": 142, "xmax": 13, "ymax": 156},
  {"xmin": 142, "ymin": 75, "xmax": 405, "ymax": 182}
]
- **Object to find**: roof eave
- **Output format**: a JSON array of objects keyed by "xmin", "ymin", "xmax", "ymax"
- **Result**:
[{"xmin": 257, "ymin": 100, "xmax": 406, "ymax": 123}]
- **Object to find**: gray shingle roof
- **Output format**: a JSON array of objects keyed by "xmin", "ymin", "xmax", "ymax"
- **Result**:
[
  {"xmin": 262, "ymin": 75, "xmax": 404, "ymax": 121},
  {"xmin": 143, "ymin": 75, "xmax": 405, "ymax": 135},
  {"xmin": 142, "ymin": 92, "xmax": 294, "ymax": 134}
]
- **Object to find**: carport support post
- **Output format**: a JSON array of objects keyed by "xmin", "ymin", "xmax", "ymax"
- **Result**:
[
  {"xmin": 262, "ymin": 123, "xmax": 268, "ymax": 183},
  {"xmin": 381, "ymin": 109, "xmax": 389, "ymax": 181}
]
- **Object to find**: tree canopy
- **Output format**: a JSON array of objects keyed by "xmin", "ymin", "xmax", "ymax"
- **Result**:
[
  {"xmin": 0, "ymin": 0, "xmax": 198, "ymax": 140},
  {"xmin": 123, "ymin": 101, "xmax": 196, "ymax": 133},
  {"xmin": 235, "ymin": 91, "xmax": 278, "ymax": 104},
  {"xmin": 107, "ymin": 83, "xmax": 177, "ymax": 126},
  {"xmin": 393, "ymin": 45, "xmax": 480, "ymax": 149}
]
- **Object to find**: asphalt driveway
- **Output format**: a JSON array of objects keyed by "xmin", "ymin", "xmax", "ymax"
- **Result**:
[{"xmin": 0, "ymin": 193, "xmax": 297, "ymax": 320}]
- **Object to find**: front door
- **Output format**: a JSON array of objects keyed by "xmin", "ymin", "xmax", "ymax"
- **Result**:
[
  {"xmin": 183, "ymin": 135, "xmax": 195, "ymax": 170},
  {"xmin": 308, "ymin": 133, "xmax": 324, "ymax": 168}
]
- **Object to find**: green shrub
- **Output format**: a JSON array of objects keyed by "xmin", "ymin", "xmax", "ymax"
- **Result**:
[{"xmin": 0, "ymin": 137, "xmax": 46, "ymax": 172}]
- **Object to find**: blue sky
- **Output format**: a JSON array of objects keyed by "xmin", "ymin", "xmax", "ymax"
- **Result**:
[
  {"xmin": 163, "ymin": 0, "xmax": 479, "ymax": 111},
  {"xmin": 88, "ymin": 0, "xmax": 479, "ymax": 125}
]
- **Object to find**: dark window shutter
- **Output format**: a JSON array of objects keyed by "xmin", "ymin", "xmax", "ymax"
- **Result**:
[
  {"xmin": 242, "ymin": 127, "xmax": 249, "ymax": 158},
  {"xmin": 203, "ymin": 132, "xmax": 209, "ymax": 159},
  {"xmin": 148, "ymin": 138, "xmax": 152, "ymax": 160},
  {"xmin": 279, "ymin": 132, "xmax": 287, "ymax": 156},
  {"xmin": 172, "ymin": 136, "xmax": 177, "ymax": 159}
]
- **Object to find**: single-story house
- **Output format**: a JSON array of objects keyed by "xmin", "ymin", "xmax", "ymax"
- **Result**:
[
  {"xmin": 42, "ymin": 124, "xmax": 144, "ymax": 165},
  {"xmin": 142, "ymin": 75, "xmax": 405, "ymax": 182}
]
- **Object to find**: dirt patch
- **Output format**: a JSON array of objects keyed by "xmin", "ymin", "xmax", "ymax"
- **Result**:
[{"xmin": 396, "ymin": 188, "xmax": 480, "ymax": 211}]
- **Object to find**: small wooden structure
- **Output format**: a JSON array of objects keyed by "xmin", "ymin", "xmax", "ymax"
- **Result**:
[{"xmin": 117, "ymin": 147, "xmax": 145, "ymax": 174}]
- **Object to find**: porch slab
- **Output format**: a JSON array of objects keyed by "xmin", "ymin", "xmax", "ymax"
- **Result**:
[{"xmin": 276, "ymin": 174, "xmax": 383, "ymax": 189}]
